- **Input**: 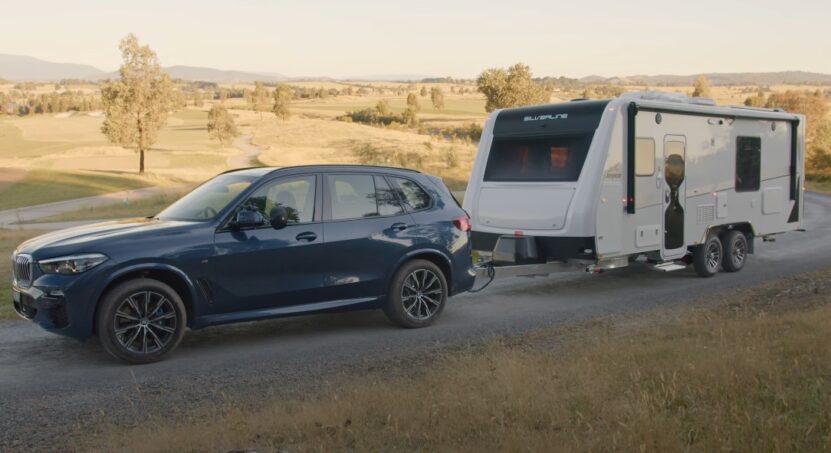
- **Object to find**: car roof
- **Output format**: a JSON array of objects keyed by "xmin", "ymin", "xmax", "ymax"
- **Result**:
[{"xmin": 222, "ymin": 164, "xmax": 422, "ymax": 178}]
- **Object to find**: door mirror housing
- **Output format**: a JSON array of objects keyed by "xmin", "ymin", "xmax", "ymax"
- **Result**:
[
  {"xmin": 232, "ymin": 209, "xmax": 264, "ymax": 229},
  {"xmin": 270, "ymin": 206, "xmax": 289, "ymax": 230}
]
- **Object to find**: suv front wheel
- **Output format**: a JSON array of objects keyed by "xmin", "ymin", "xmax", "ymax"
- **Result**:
[
  {"xmin": 96, "ymin": 278, "xmax": 187, "ymax": 364},
  {"xmin": 384, "ymin": 259, "xmax": 448, "ymax": 328}
]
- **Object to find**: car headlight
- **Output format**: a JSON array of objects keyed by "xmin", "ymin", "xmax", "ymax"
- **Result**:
[{"xmin": 39, "ymin": 253, "xmax": 108, "ymax": 275}]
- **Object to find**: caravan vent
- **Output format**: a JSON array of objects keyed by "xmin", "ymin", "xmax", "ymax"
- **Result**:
[{"xmin": 696, "ymin": 204, "xmax": 715, "ymax": 224}]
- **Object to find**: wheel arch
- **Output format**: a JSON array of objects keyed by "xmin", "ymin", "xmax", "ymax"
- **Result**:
[
  {"xmin": 92, "ymin": 263, "xmax": 201, "ymax": 332},
  {"xmin": 389, "ymin": 248, "xmax": 454, "ymax": 295}
]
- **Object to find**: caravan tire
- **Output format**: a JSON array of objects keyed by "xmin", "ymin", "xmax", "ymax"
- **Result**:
[
  {"xmin": 721, "ymin": 230, "xmax": 748, "ymax": 273},
  {"xmin": 693, "ymin": 235, "xmax": 722, "ymax": 278}
]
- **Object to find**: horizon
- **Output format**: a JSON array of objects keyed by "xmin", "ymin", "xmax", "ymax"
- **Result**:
[{"xmin": 3, "ymin": 0, "xmax": 830, "ymax": 79}]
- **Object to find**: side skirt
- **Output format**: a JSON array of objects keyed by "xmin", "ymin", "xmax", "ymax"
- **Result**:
[{"xmin": 196, "ymin": 297, "xmax": 380, "ymax": 328}]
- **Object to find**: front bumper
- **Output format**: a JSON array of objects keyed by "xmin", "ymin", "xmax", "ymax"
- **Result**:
[
  {"xmin": 11, "ymin": 268, "xmax": 105, "ymax": 338},
  {"xmin": 13, "ymin": 285, "xmax": 71, "ymax": 332}
]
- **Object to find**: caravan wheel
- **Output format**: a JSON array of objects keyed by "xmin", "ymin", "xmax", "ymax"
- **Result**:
[
  {"xmin": 721, "ymin": 231, "xmax": 748, "ymax": 273},
  {"xmin": 693, "ymin": 236, "xmax": 722, "ymax": 278}
]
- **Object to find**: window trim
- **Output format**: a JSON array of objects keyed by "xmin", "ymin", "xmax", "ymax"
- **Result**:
[
  {"xmin": 322, "ymin": 172, "xmax": 409, "ymax": 222},
  {"xmin": 218, "ymin": 174, "xmax": 321, "ymax": 232},
  {"xmin": 387, "ymin": 175, "xmax": 434, "ymax": 213},
  {"xmin": 735, "ymin": 136, "xmax": 762, "ymax": 193}
]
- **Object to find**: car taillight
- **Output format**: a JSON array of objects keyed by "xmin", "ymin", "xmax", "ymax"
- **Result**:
[{"xmin": 453, "ymin": 216, "xmax": 471, "ymax": 232}]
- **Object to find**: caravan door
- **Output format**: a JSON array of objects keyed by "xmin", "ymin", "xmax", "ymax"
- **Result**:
[{"xmin": 661, "ymin": 135, "xmax": 686, "ymax": 259}]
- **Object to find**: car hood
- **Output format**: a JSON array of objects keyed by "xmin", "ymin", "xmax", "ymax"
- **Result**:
[{"xmin": 15, "ymin": 218, "xmax": 202, "ymax": 258}]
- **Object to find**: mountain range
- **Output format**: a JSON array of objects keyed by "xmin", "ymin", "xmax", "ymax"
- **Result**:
[{"xmin": 2, "ymin": 53, "xmax": 831, "ymax": 86}]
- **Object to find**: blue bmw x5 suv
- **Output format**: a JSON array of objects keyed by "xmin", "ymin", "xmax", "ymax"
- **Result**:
[{"xmin": 11, "ymin": 165, "xmax": 475, "ymax": 363}]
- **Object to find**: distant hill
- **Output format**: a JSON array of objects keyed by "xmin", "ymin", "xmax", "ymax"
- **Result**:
[
  {"xmin": 162, "ymin": 65, "xmax": 287, "ymax": 83},
  {"xmin": 0, "ymin": 54, "xmax": 287, "ymax": 83},
  {"xmin": 0, "ymin": 54, "xmax": 105, "ymax": 81},
  {"xmin": 582, "ymin": 71, "xmax": 831, "ymax": 86}
]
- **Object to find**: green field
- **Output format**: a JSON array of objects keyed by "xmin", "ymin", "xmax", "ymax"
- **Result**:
[{"xmin": 0, "ymin": 170, "xmax": 152, "ymax": 211}]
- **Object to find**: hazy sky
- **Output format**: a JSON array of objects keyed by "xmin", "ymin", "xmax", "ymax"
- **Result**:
[{"xmin": 3, "ymin": 0, "xmax": 830, "ymax": 78}]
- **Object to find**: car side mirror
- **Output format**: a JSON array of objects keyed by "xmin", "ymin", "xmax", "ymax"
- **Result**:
[
  {"xmin": 232, "ymin": 210, "xmax": 264, "ymax": 229},
  {"xmin": 269, "ymin": 206, "xmax": 288, "ymax": 230}
]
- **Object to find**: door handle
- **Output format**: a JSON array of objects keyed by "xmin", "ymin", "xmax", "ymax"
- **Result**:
[
  {"xmin": 295, "ymin": 231, "xmax": 318, "ymax": 242},
  {"xmin": 390, "ymin": 222, "xmax": 409, "ymax": 232}
]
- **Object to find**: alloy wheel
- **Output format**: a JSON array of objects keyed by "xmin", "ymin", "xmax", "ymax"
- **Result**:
[
  {"xmin": 732, "ymin": 238, "xmax": 746, "ymax": 266},
  {"xmin": 706, "ymin": 241, "xmax": 721, "ymax": 272},
  {"xmin": 113, "ymin": 291, "xmax": 178, "ymax": 354},
  {"xmin": 401, "ymin": 269, "xmax": 443, "ymax": 321}
]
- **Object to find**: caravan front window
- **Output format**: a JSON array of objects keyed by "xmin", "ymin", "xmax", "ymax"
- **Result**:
[{"xmin": 484, "ymin": 134, "xmax": 592, "ymax": 182}]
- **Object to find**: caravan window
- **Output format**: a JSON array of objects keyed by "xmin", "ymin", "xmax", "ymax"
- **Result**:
[
  {"xmin": 635, "ymin": 138, "xmax": 656, "ymax": 176},
  {"xmin": 736, "ymin": 136, "xmax": 761, "ymax": 192},
  {"xmin": 484, "ymin": 133, "xmax": 592, "ymax": 182}
]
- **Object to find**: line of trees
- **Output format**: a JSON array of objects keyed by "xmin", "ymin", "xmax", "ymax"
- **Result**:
[{"xmin": 0, "ymin": 91, "xmax": 102, "ymax": 115}]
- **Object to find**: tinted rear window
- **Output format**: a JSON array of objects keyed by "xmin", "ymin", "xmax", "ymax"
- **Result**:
[{"xmin": 484, "ymin": 134, "xmax": 592, "ymax": 182}]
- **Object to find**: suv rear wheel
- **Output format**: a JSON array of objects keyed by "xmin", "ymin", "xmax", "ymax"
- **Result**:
[
  {"xmin": 97, "ymin": 278, "xmax": 187, "ymax": 364},
  {"xmin": 384, "ymin": 259, "xmax": 448, "ymax": 328}
]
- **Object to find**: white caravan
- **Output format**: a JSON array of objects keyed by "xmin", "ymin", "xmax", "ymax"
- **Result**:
[{"xmin": 463, "ymin": 92, "xmax": 805, "ymax": 277}]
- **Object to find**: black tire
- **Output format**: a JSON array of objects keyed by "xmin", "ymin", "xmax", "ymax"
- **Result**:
[
  {"xmin": 384, "ymin": 259, "xmax": 448, "ymax": 328},
  {"xmin": 96, "ymin": 278, "xmax": 187, "ymax": 364},
  {"xmin": 721, "ymin": 230, "xmax": 748, "ymax": 273},
  {"xmin": 693, "ymin": 235, "xmax": 722, "ymax": 278}
]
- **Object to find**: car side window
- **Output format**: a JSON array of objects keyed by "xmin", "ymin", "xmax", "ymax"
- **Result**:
[
  {"xmin": 327, "ymin": 174, "xmax": 379, "ymax": 220},
  {"xmin": 375, "ymin": 176, "xmax": 405, "ymax": 216},
  {"xmin": 240, "ymin": 176, "xmax": 316, "ymax": 225},
  {"xmin": 389, "ymin": 177, "xmax": 431, "ymax": 211}
]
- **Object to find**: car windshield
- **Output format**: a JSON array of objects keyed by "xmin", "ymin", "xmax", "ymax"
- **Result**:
[{"xmin": 157, "ymin": 173, "xmax": 256, "ymax": 221}]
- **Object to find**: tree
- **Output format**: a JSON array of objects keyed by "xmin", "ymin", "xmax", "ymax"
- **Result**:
[
  {"xmin": 376, "ymin": 99, "xmax": 391, "ymax": 115},
  {"xmin": 765, "ymin": 90, "xmax": 828, "ymax": 143},
  {"xmin": 476, "ymin": 63, "xmax": 550, "ymax": 112},
  {"xmin": 218, "ymin": 88, "xmax": 228, "ymax": 103},
  {"xmin": 743, "ymin": 90, "xmax": 766, "ymax": 107},
  {"xmin": 406, "ymin": 92, "xmax": 421, "ymax": 112},
  {"xmin": 692, "ymin": 75, "xmax": 711, "ymax": 98},
  {"xmin": 101, "ymin": 34, "xmax": 174, "ymax": 173},
  {"xmin": 430, "ymin": 87, "xmax": 445, "ymax": 110},
  {"xmin": 251, "ymin": 81, "xmax": 270, "ymax": 119},
  {"xmin": 193, "ymin": 90, "xmax": 203, "ymax": 107},
  {"xmin": 420, "ymin": 86, "xmax": 428, "ymax": 97},
  {"xmin": 207, "ymin": 104, "xmax": 238, "ymax": 145},
  {"xmin": 272, "ymin": 84, "xmax": 293, "ymax": 120}
]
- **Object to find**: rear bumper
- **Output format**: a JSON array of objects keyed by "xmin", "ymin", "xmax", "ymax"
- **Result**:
[{"xmin": 471, "ymin": 231, "xmax": 597, "ymax": 261}]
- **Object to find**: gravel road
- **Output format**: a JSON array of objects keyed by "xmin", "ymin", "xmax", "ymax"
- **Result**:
[{"xmin": 2, "ymin": 192, "xmax": 830, "ymax": 451}]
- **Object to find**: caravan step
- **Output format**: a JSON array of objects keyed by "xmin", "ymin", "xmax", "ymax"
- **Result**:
[{"xmin": 652, "ymin": 262, "xmax": 687, "ymax": 272}]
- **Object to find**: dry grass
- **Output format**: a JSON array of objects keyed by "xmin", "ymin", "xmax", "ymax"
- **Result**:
[
  {"xmin": 244, "ymin": 113, "xmax": 478, "ymax": 187},
  {"xmin": 806, "ymin": 178, "xmax": 831, "ymax": 194},
  {"xmin": 95, "ymin": 269, "xmax": 831, "ymax": 452}
]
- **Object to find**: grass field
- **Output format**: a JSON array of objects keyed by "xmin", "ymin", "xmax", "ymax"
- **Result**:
[
  {"xmin": 94, "ymin": 268, "xmax": 831, "ymax": 452},
  {"xmin": 32, "ymin": 189, "xmax": 191, "ymax": 223},
  {"xmin": 0, "ymin": 109, "xmax": 233, "ymax": 182},
  {"xmin": 1, "ymin": 229, "xmax": 43, "ymax": 320},
  {"xmin": 0, "ymin": 169, "xmax": 153, "ymax": 211}
]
